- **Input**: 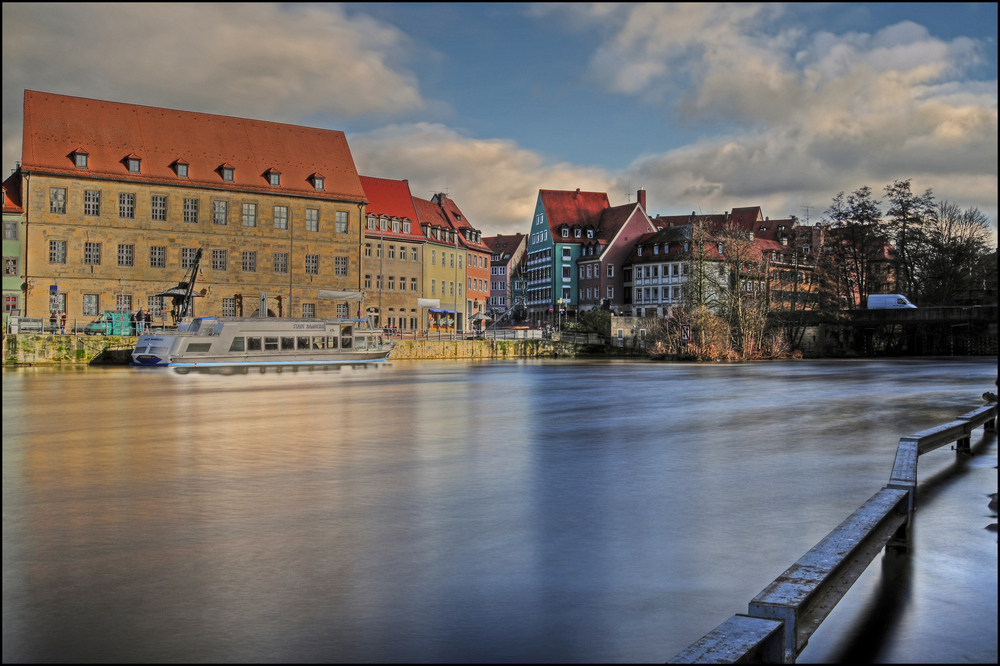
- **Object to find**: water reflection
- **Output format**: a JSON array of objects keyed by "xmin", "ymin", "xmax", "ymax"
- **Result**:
[{"xmin": 3, "ymin": 359, "xmax": 997, "ymax": 662}]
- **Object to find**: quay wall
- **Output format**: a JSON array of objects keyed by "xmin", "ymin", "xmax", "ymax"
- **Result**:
[{"xmin": 2, "ymin": 334, "xmax": 600, "ymax": 366}]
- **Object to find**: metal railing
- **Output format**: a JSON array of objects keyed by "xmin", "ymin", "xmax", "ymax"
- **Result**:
[{"xmin": 670, "ymin": 401, "xmax": 998, "ymax": 663}]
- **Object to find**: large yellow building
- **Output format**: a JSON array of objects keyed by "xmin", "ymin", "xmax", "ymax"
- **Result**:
[{"xmin": 17, "ymin": 91, "xmax": 367, "ymax": 322}]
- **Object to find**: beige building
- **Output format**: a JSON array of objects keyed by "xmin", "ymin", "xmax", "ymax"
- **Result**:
[{"xmin": 16, "ymin": 90, "xmax": 367, "ymax": 322}]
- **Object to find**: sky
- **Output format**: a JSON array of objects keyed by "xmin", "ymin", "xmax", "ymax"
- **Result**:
[{"xmin": 2, "ymin": 3, "xmax": 997, "ymax": 238}]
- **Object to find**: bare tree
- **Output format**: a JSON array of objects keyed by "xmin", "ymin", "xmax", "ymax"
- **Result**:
[
  {"xmin": 823, "ymin": 187, "xmax": 884, "ymax": 308},
  {"xmin": 884, "ymin": 179, "xmax": 934, "ymax": 299},
  {"xmin": 920, "ymin": 201, "xmax": 994, "ymax": 305}
]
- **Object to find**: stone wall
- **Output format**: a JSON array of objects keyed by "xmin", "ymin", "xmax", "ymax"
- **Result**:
[{"xmin": 2, "ymin": 334, "xmax": 590, "ymax": 365}]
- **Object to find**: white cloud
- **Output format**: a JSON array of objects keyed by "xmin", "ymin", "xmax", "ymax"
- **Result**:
[
  {"xmin": 350, "ymin": 123, "xmax": 617, "ymax": 235},
  {"xmin": 2, "ymin": 3, "xmax": 424, "ymax": 174},
  {"xmin": 574, "ymin": 4, "xmax": 997, "ymax": 228}
]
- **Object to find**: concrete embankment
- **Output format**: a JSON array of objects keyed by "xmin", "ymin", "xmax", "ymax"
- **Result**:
[{"xmin": 3, "ymin": 334, "xmax": 636, "ymax": 366}]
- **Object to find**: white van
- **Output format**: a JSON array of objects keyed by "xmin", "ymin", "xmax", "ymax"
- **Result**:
[{"xmin": 867, "ymin": 294, "xmax": 917, "ymax": 309}]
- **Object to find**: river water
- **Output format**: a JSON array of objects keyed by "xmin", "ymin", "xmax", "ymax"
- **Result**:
[{"xmin": 2, "ymin": 359, "xmax": 997, "ymax": 663}]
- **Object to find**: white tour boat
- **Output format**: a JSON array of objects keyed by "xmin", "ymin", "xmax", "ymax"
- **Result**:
[{"xmin": 131, "ymin": 316, "xmax": 394, "ymax": 370}]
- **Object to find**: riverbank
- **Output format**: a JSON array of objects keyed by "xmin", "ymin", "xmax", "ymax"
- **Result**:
[{"xmin": 2, "ymin": 332, "xmax": 645, "ymax": 366}]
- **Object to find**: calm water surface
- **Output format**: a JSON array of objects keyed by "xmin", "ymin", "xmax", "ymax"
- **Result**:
[{"xmin": 3, "ymin": 359, "xmax": 997, "ymax": 663}]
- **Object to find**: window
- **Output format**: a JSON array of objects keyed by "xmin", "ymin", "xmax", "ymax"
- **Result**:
[
  {"xmin": 364, "ymin": 243, "xmax": 372, "ymax": 257},
  {"xmin": 150, "ymin": 246, "xmax": 166, "ymax": 268},
  {"xmin": 376, "ymin": 275, "xmax": 383, "ymax": 290},
  {"xmin": 431, "ymin": 250, "xmax": 436, "ymax": 265},
  {"xmin": 302, "ymin": 303, "xmax": 315, "ymax": 318},
  {"xmin": 365, "ymin": 274, "xmax": 372, "ymax": 289},
  {"xmin": 50, "ymin": 188, "xmax": 66, "ymax": 214},
  {"xmin": 222, "ymin": 298, "xmax": 237, "ymax": 317},
  {"xmin": 148, "ymin": 296, "xmax": 165, "ymax": 315},
  {"xmin": 450, "ymin": 253, "xmax": 454, "ymax": 268},
  {"xmin": 449, "ymin": 281, "xmax": 454, "ymax": 296},
  {"xmin": 367, "ymin": 217, "xmax": 376, "ymax": 230},
  {"xmin": 4, "ymin": 294, "xmax": 18, "ymax": 313},
  {"xmin": 181, "ymin": 248, "xmax": 199, "ymax": 269},
  {"xmin": 305, "ymin": 254, "xmax": 318, "ymax": 275},
  {"xmin": 376, "ymin": 244, "xmax": 383, "ymax": 259},
  {"xmin": 306, "ymin": 209, "xmax": 319, "ymax": 232},
  {"xmin": 274, "ymin": 205, "xmax": 288, "ymax": 230},
  {"xmin": 222, "ymin": 167, "xmax": 234, "ymax": 182},
  {"xmin": 274, "ymin": 253, "xmax": 288, "ymax": 274},
  {"xmin": 82, "ymin": 294, "xmax": 99, "ymax": 317},
  {"xmin": 212, "ymin": 249, "xmax": 227, "ymax": 271},
  {"xmin": 335, "ymin": 256, "xmax": 347, "ymax": 276},
  {"xmin": 431, "ymin": 279, "xmax": 436, "ymax": 295},
  {"xmin": 411, "ymin": 247, "xmax": 418, "ymax": 261},
  {"xmin": 84, "ymin": 242, "xmax": 101, "ymax": 265},
  {"xmin": 128, "ymin": 158, "xmax": 141, "ymax": 173},
  {"xmin": 313, "ymin": 177, "xmax": 325, "ymax": 191},
  {"xmin": 337, "ymin": 303, "xmax": 348, "ymax": 317},
  {"xmin": 213, "ymin": 201, "xmax": 228, "ymax": 225},
  {"xmin": 82, "ymin": 190, "xmax": 101, "ymax": 216},
  {"xmin": 562, "ymin": 247, "xmax": 571, "ymax": 259},
  {"xmin": 176, "ymin": 163, "xmax": 188, "ymax": 178},
  {"xmin": 561, "ymin": 228, "xmax": 569, "ymax": 238},
  {"xmin": 269, "ymin": 172, "xmax": 280, "ymax": 187},
  {"xmin": 75, "ymin": 152, "xmax": 88, "ymax": 168},
  {"xmin": 117, "ymin": 294, "xmax": 132, "ymax": 311},
  {"xmin": 411, "ymin": 277, "xmax": 418, "ymax": 291},
  {"xmin": 388, "ymin": 245, "xmax": 396, "ymax": 260},
  {"xmin": 242, "ymin": 251, "xmax": 256, "ymax": 272},
  {"xmin": 3, "ymin": 257, "xmax": 17, "ymax": 276},
  {"xmin": 184, "ymin": 198, "xmax": 199, "ymax": 223},
  {"xmin": 403, "ymin": 221, "xmax": 411, "ymax": 233},
  {"xmin": 242, "ymin": 203, "xmax": 257, "ymax": 227},
  {"xmin": 335, "ymin": 210, "xmax": 348, "ymax": 233},
  {"xmin": 388, "ymin": 276, "xmax": 395, "ymax": 290},
  {"xmin": 151, "ymin": 195, "xmax": 167, "ymax": 221},
  {"xmin": 119, "ymin": 193, "xmax": 135, "ymax": 218},
  {"xmin": 3, "ymin": 221, "xmax": 16, "ymax": 240}
]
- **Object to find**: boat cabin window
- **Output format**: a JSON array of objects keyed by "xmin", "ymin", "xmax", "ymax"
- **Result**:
[
  {"xmin": 281, "ymin": 336, "xmax": 295, "ymax": 350},
  {"xmin": 326, "ymin": 335, "xmax": 339, "ymax": 349},
  {"xmin": 264, "ymin": 337, "xmax": 279, "ymax": 351},
  {"xmin": 229, "ymin": 337, "xmax": 245, "ymax": 352},
  {"xmin": 247, "ymin": 337, "xmax": 262, "ymax": 351},
  {"xmin": 341, "ymin": 327, "xmax": 352, "ymax": 349},
  {"xmin": 311, "ymin": 336, "xmax": 326, "ymax": 350},
  {"xmin": 186, "ymin": 342, "xmax": 213, "ymax": 353},
  {"xmin": 297, "ymin": 336, "xmax": 310, "ymax": 350}
]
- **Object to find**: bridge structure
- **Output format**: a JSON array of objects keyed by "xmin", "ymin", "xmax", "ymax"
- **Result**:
[{"xmin": 668, "ymin": 401, "xmax": 998, "ymax": 664}]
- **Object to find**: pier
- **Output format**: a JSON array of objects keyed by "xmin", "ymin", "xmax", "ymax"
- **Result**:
[{"xmin": 670, "ymin": 401, "xmax": 998, "ymax": 663}]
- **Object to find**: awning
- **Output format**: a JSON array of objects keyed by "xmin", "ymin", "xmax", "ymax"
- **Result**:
[
  {"xmin": 428, "ymin": 309, "xmax": 458, "ymax": 314},
  {"xmin": 417, "ymin": 298, "xmax": 441, "ymax": 308},
  {"xmin": 318, "ymin": 290, "xmax": 363, "ymax": 301}
]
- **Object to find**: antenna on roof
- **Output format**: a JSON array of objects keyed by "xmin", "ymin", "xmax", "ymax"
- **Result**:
[
  {"xmin": 801, "ymin": 205, "xmax": 812, "ymax": 225},
  {"xmin": 623, "ymin": 179, "xmax": 632, "ymax": 203}
]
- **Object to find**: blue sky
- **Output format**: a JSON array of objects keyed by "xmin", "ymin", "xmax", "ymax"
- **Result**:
[{"xmin": 3, "ymin": 3, "xmax": 997, "ymax": 236}]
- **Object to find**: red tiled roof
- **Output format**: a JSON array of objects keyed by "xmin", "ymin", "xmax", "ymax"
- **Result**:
[
  {"xmin": 2, "ymin": 171, "xmax": 23, "ymax": 213},
  {"xmin": 413, "ymin": 194, "xmax": 490, "ymax": 253},
  {"xmin": 540, "ymin": 189, "xmax": 610, "ymax": 231},
  {"xmin": 359, "ymin": 176, "xmax": 419, "ymax": 222},
  {"xmin": 20, "ymin": 90, "xmax": 365, "ymax": 202}
]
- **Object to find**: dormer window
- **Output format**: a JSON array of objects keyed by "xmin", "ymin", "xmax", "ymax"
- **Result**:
[
  {"xmin": 72, "ymin": 149, "xmax": 89, "ymax": 169},
  {"xmin": 265, "ymin": 169, "xmax": 281, "ymax": 187},
  {"xmin": 561, "ymin": 228, "xmax": 569, "ymax": 238},
  {"xmin": 310, "ymin": 173, "xmax": 325, "ymax": 191},
  {"xmin": 574, "ymin": 228, "xmax": 581, "ymax": 238},
  {"xmin": 217, "ymin": 164, "xmax": 235, "ymax": 182},
  {"xmin": 124, "ymin": 154, "xmax": 141, "ymax": 173},
  {"xmin": 717, "ymin": 243, "xmax": 724, "ymax": 254},
  {"xmin": 172, "ymin": 160, "xmax": 189, "ymax": 178},
  {"xmin": 653, "ymin": 245, "xmax": 659, "ymax": 255},
  {"xmin": 587, "ymin": 229, "xmax": 594, "ymax": 238},
  {"xmin": 637, "ymin": 246, "xmax": 643, "ymax": 256}
]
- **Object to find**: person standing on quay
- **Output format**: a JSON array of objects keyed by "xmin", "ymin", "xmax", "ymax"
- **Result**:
[{"xmin": 60, "ymin": 311, "xmax": 67, "ymax": 335}]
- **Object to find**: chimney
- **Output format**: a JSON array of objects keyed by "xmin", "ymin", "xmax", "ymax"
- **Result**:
[{"xmin": 637, "ymin": 189, "xmax": 646, "ymax": 211}]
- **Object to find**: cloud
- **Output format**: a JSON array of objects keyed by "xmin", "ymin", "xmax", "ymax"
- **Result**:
[
  {"xmin": 2, "ymin": 3, "xmax": 424, "ymax": 174},
  {"xmin": 350, "ymin": 123, "xmax": 617, "ymax": 235},
  {"xmin": 574, "ymin": 4, "xmax": 997, "ymax": 228}
]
